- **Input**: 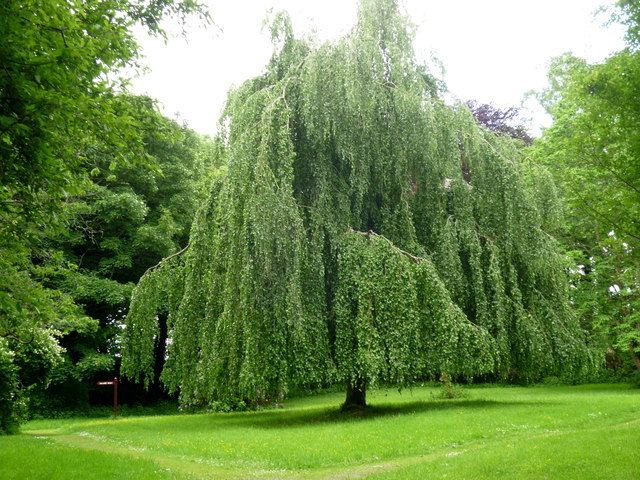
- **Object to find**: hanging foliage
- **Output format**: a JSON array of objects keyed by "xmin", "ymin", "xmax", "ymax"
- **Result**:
[{"xmin": 122, "ymin": 0, "xmax": 593, "ymax": 408}]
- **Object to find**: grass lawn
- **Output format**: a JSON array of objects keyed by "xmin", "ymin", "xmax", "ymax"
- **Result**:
[{"xmin": 1, "ymin": 384, "xmax": 638, "ymax": 479}]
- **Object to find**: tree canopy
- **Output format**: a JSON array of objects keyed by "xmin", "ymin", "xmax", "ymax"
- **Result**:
[
  {"xmin": 29, "ymin": 94, "xmax": 218, "ymax": 413},
  {"xmin": 122, "ymin": 0, "xmax": 592, "ymax": 409},
  {"xmin": 0, "ymin": 0, "xmax": 209, "ymax": 433},
  {"xmin": 465, "ymin": 101, "xmax": 532, "ymax": 145},
  {"xmin": 1, "ymin": 0, "xmax": 206, "ymax": 240},
  {"xmin": 531, "ymin": 0, "xmax": 640, "ymax": 377}
]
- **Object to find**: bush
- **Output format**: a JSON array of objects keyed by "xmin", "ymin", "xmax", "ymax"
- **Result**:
[{"xmin": 436, "ymin": 373, "xmax": 468, "ymax": 400}]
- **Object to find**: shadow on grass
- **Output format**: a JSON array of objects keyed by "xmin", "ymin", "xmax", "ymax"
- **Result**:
[{"xmin": 202, "ymin": 398, "xmax": 547, "ymax": 430}]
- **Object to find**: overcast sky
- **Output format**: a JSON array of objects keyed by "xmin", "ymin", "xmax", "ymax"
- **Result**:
[{"xmin": 132, "ymin": 0, "xmax": 626, "ymax": 136}]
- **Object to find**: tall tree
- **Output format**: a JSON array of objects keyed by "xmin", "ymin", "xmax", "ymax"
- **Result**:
[
  {"xmin": 123, "ymin": 0, "xmax": 591, "ymax": 410},
  {"xmin": 29, "ymin": 95, "xmax": 219, "ymax": 412},
  {"xmin": 531, "ymin": 1, "xmax": 640, "ymax": 377},
  {"xmin": 0, "ymin": 0, "xmax": 208, "ymax": 432}
]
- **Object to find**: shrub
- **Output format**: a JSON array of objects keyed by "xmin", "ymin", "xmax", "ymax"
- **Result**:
[{"xmin": 436, "ymin": 373, "xmax": 469, "ymax": 400}]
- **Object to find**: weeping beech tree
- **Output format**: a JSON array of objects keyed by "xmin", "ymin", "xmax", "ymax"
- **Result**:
[{"xmin": 122, "ymin": 0, "xmax": 593, "ymax": 409}]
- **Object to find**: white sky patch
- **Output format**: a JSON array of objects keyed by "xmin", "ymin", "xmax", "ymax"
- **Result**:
[{"xmin": 131, "ymin": 0, "xmax": 625, "ymax": 136}]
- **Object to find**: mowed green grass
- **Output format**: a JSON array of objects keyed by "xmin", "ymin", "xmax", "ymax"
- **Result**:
[{"xmin": 1, "ymin": 384, "xmax": 638, "ymax": 479}]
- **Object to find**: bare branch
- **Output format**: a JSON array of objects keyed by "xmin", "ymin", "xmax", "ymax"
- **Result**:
[
  {"xmin": 350, "ymin": 229, "xmax": 427, "ymax": 263},
  {"xmin": 143, "ymin": 244, "xmax": 190, "ymax": 276}
]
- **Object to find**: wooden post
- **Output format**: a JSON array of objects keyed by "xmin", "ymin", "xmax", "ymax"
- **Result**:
[
  {"xmin": 113, "ymin": 377, "xmax": 119, "ymax": 417},
  {"xmin": 97, "ymin": 378, "xmax": 119, "ymax": 418}
]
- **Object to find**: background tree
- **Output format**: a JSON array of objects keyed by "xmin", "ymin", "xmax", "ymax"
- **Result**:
[
  {"xmin": 531, "ymin": 1, "xmax": 640, "ymax": 378},
  {"xmin": 123, "ymin": 0, "xmax": 591, "ymax": 410},
  {"xmin": 0, "ymin": 0, "xmax": 207, "ymax": 231},
  {"xmin": 613, "ymin": 0, "xmax": 640, "ymax": 48},
  {"xmin": 465, "ymin": 101, "xmax": 533, "ymax": 145},
  {"xmin": 0, "ymin": 0, "xmax": 209, "ymax": 432},
  {"xmin": 27, "ymin": 95, "xmax": 219, "ymax": 413}
]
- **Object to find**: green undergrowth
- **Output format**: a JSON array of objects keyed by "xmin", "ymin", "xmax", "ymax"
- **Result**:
[
  {"xmin": 1, "ymin": 384, "xmax": 638, "ymax": 479},
  {"xmin": 25, "ymin": 400, "xmax": 184, "ymax": 421}
]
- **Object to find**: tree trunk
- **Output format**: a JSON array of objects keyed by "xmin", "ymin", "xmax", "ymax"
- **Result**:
[
  {"xmin": 342, "ymin": 378, "xmax": 366, "ymax": 410},
  {"xmin": 633, "ymin": 354, "xmax": 640, "ymax": 372}
]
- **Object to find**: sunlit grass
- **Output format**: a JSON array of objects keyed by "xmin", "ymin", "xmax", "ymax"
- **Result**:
[{"xmin": 1, "ymin": 384, "xmax": 638, "ymax": 479}]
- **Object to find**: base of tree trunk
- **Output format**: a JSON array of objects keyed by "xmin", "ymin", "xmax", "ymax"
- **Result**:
[{"xmin": 342, "ymin": 379, "xmax": 366, "ymax": 411}]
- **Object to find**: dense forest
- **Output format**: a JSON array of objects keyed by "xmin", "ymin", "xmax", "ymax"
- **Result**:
[{"xmin": 1, "ymin": 0, "xmax": 639, "ymax": 434}]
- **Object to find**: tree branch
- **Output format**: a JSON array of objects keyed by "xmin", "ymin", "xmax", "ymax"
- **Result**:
[
  {"xmin": 143, "ymin": 244, "xmax": 190, "ymax": 276},
  {"xmin": 349, "ymin": 228, "xmax": 427, "ymax": 263},
  {"xmin": 19, "ymin": 16, "xmax": 69, "ymax": 47},
  {"xmin": 589, "ymin": 154, "xmax": 640, "ymax": 198},
  {"xmin": 574, "ymin": 195, "xmax": 640, "ymax": 243}
]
